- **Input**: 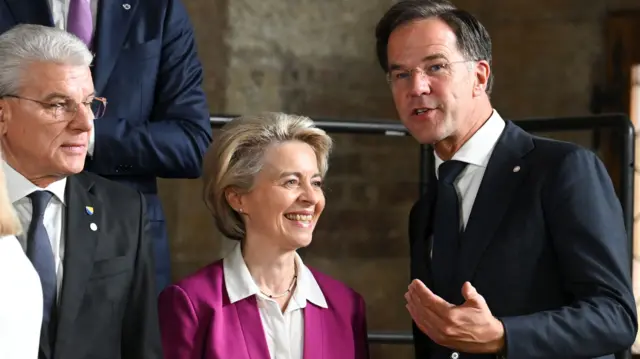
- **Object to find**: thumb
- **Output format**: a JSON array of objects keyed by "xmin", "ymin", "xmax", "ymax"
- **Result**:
[{"xmin": 462, "ymin": 282, "xmax": 486, "ymax": 307}]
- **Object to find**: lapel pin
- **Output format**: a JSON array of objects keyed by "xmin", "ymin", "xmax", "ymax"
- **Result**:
[
  {"xmin": 90, "ymin": 223, "xmax": 98, "ymax": 231},
  {"xmin": 123, "ymin": 3, "xmax": 131, "ymax": 10},
  {"xmin": 85, "ymin": 206, "xmax": 94, "ymax": 215},
  {"xmin": 513, "ymin": 166, "xmax": 521, "ymax": 173}
]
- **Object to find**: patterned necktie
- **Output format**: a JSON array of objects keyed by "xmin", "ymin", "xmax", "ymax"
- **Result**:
[
  {"xmin": 67, "ymin": 0, "xmax": 93, "ymax": 48},
  {"xmin": 431, "ymin": 160, "xmax": 468, "ymax": 294},
  {"xmin": 26, "ymin": 191, "xmax": 57, "ymax": 328}
]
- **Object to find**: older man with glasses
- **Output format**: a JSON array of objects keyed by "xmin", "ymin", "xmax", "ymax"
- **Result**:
[{"xmin": 0, "ymin": 24, "xmax": 162, "ymax": 359}]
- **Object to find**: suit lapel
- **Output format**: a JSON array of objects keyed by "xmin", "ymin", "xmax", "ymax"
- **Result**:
[
  {"xmin": 453, "ymin": 122, "xmax": 533, "ymax": 298},
  {"xmin": 412, "ymin": 172, "xmax": 437, "ymax": 291},
  {"xmin": 235, "ymin": 296, "xmax": 270, "ymax": 359},
  {"xmin": 54, "ymin": 173, "xmax": 101, "ymax": 358},
  {"xmin": 4, "ymin": 0, "xmax": 53, "ymax": 25},
  {"xmin": 303, "ymin": 303, "xmax": 325, "ymax": 359},
  {"xmin": 92, "ymin": 0, "xmax": 137, "ymax": 94}
]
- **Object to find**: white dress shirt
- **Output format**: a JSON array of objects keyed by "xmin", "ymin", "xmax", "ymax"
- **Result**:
[
  {"xmin": 48, "ymin": 0, "xmax": 99, "ymax": 157},
  {"xmin": 2, "ymin": 161, "xmax": 67, "ymax": 302},
  {"xmin": 0, "ymin": 235, "xmax": 43, "ymax": 359},
  {"xmin": 224, "ymin": 243, "xmax": 328, "ymax": 359},
  {"xmin": 434, "ymin": 110, "xmax": 506, "ymax": 229}
]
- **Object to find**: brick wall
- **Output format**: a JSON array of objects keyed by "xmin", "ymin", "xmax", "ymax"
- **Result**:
[{"xmin": 158, "ymin": 0, "xmax": 640, "ymax": 357}]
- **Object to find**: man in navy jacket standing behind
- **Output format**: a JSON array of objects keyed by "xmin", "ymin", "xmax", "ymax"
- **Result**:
[{"xmin": 0, "ymin": 0, "xmax": 213, "ymax": 292}]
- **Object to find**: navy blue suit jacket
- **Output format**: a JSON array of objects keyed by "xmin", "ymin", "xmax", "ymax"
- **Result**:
[
  {"xmin": 0, "ymin": 0, "xmax": 213, "ymax": 291},
  {"xmin": 409, "ymin": 121, "xmax": 637, "ymax": 359}
]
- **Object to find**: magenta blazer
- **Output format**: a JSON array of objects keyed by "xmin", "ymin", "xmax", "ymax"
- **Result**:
[{"xmin": 158, "ymin": 259, "xmax": 370, "ymax": 359}]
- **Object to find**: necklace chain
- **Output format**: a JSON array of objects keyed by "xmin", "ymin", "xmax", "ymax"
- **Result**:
[
  {"xmin": 259, "ymin": 262, "xmax": 298, "ymax": 299},
  {"xmin": 260, "ymin": 275, "xmax": 297, "ymax": 299}
]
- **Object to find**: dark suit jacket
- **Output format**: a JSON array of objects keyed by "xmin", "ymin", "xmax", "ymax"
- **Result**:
[
  {"xmin": 0, "ymin": 0, "xmax": 213, "ymax": 291},
  {"xmin": 41, "ymin": 171, "xmax": 161, "ymax": 359},
  {"xmin": 409, "ymin": 120, "xmax": 638, "ymax": 359}
]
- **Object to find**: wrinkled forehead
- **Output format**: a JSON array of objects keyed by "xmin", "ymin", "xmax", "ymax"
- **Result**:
[{"xmin": 20, "ymin": 61, "xmax": 94, "ymax": 98}]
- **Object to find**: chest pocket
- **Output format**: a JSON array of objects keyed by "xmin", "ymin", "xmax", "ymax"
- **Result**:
[{"xmin": 120, "ymin": 38, "xmax": 162, "ymax": 61}]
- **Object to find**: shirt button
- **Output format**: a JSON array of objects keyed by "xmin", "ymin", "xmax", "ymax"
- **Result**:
[{"xmin": 450, "ymin": 352, "xmax": 459, "ymax": 359}]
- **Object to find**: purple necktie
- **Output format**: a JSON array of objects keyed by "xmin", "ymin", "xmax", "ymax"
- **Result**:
[{"xmin": 67, "ymin": 0, "xmax": 93, "ymax": 48}]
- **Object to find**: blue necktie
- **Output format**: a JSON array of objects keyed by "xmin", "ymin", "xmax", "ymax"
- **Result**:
[
  {"xmin": 432, "ymin": 160, "xmax": 467, "ymax": 294},
  {"xmin": 26, "ymin": 191, "xmax": 57, "ymax": 327}
]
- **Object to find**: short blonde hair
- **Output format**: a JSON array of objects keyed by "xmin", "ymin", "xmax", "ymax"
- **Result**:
[
  {"xmin": 0, "ymin": 149, "xmax": 21, "ymax": 236},
  {"xmin": 202, "ymin": 112, "xmax": 333, "ymax": 241}
]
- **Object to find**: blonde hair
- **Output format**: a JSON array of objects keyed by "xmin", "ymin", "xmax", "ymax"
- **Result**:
[
  {"xmin": 0, "ymin": 149, "xmax": 21, "ymax": 236},
  {"xmin": 202, "ymin": 112, "xmax": 333, "ymax": 241}
]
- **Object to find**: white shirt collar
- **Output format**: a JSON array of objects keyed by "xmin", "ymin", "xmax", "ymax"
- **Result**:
[
  {"xmin": 2, "ymin": 161, "xmax": 67, "ymax": 205},
  {"xmin": 435, "ymin": 109, "xmax": 506, "ymax": 177},
  {"xmin": 223, "ymin": 242, "xmax": 328, "ymax": 308}
]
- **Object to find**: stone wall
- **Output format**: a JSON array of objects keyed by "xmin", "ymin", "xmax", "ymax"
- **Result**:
[{"xmin": 158, "ymin": 0, "xmax": 640, "ymax": 357}]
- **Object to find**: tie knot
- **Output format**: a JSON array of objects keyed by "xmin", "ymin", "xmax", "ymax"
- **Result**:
[
  {"xmin": 28, "ymin": 190, "xmax": 54, "ymax": 220},
  {"xmin": 438, "ymin": 160, "xmax": 467, "ymax": 185}
]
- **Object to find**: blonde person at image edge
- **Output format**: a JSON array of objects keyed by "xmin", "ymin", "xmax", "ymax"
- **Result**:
[{"xmin": 0, "ymin": 146, "xmax": 43, "ymax": 359}]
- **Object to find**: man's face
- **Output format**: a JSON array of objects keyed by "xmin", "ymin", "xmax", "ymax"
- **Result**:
[
  {"xmin": 386, "ymin": 18, "xmax": 482, "ymax": 145},
  {"xmin": 0, "ymin": 61, "xmax": 94, "ymax": 185}
]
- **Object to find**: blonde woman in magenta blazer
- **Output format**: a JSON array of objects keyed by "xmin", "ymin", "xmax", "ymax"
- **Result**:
[{"xmin": 158, "ymin": 112, "xmax": 370, "ymax": 359}]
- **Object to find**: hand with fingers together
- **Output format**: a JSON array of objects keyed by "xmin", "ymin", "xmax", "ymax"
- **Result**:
[{"xmin": 405, "ymin": 279, "xmax": 506, "ymax": 354}]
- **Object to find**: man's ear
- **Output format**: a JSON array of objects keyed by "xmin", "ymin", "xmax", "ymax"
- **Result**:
[
  {"xmin": 473, "ymin": 60, "xmax": 491, "ymax": 97},
  {"xmin": 0, "ymin": 99, "xmax": 8, "ymax": 136}
]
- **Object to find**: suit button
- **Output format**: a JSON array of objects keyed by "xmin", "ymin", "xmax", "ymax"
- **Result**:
[{"xmin": 450, "ymin": 352, "xmax": 459, "ymax": 359}]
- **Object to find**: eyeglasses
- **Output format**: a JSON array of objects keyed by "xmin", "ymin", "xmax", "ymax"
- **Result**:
[
  {"xmin": 2, "ymin": 95, "xmax": 107, "ymax": 120},
  {"xmin": 386, "ymin": 59, "xmax": 479, "ymax": 89}
]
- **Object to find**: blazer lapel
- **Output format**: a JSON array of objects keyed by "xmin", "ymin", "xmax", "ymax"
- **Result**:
[
  {"xmin": 53, "ymin": 173, "xmax": 101, "ymax": 358},
  {"xmin": 235, "ymin": 296, "xmax": 270, "ymax": 359},
  {"xmin": 4, "ymin": 0, "xmax": 53, "ymax": 25},
  {"xmin": 92, "ymin": 0, "xmax": 137, "ymax": 94},
  {"xmin": 303, "ymin": 303, "xmax": 325, "ymax": 359},
  {"xmin": 411, "ymin": 172, "xmax": 438, "ymax": 291},
  {"xmin": 453, "ymin": 122, "xmax": 534, "ymax": 299}
]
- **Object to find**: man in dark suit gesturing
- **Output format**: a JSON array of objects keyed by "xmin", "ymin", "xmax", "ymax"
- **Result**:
[
  {"xmin": 0, "ymin": 0, "xmax": 213, "ymax": 292},
  {"xmin": 0, "ymin": 24, "xmax": 161, "ymax": 359},
  {"xmin": 375, "ymin": 1, "xmax": 637, "ymax": 358}
]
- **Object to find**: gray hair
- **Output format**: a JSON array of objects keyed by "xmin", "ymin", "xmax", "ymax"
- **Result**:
[
  {"xmin": 0, "ymin": 24, "xmax": 93, "ymax": 97},
  {"xmin": 202, "ymin": 112, "xmax": 333, "ymax": 241}
]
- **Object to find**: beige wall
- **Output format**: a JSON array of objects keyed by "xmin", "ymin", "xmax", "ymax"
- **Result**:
[{"xmin": 158, "ymin": 0, "xmax": 640, "ymax": 357}]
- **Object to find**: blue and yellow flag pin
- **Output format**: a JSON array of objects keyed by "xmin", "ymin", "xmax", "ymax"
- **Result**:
[{"xmin": 85, "ymin": 206, "xmax": 94, "ymax": 215}]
